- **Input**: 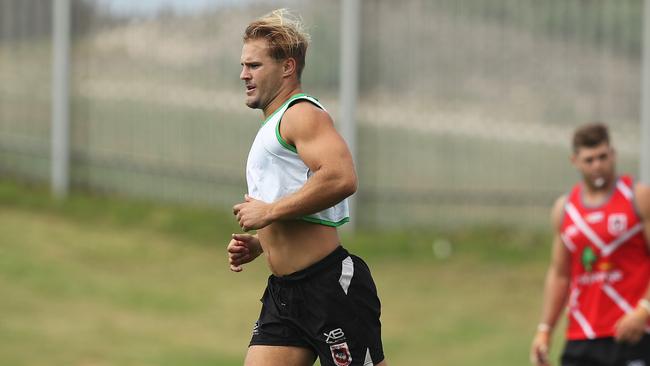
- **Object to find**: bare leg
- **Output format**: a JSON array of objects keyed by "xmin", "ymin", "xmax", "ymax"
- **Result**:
[{"xmin": 244, "ymin": 345, "xmax": 316, "ymax": 366}]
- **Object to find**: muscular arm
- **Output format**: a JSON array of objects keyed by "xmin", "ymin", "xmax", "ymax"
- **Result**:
[
  {"xmin": 539, "ymin": 196, "xmax": 572, "ymax": 331},
  {"xmin": 530, "ymin": 196, "xmax": 571, "ymax": 365},
  {"xmin": 629, "ymin": 184, "xmax": 650, "ymax": 310},
  {"xmin": 637, "ymin": 183, "xmax": 650, "ymax": 311},
  {"xmin": 637, "ymin": 183, "xmax": 650, "ymax": 253},
  {"xmin": 272, "ymin": 102, "xmax": 356, "ymax": 219},
  {"xmin": 234, "ymin": 102, "xmax": 356, "ymax": 230},
  {"xmin": 613, "ymin": 183, "xmax": 650, "ymax": 342}
]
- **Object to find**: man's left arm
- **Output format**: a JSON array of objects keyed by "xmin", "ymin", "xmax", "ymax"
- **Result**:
[
  {"xmin": 615, "ymin": 183, "xmax": 650, "ymax": 343},
  {"xmin": 234, "ymin": 102, "xmax": 356, "ymax": 231}
]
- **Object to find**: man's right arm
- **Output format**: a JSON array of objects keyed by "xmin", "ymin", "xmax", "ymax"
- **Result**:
[{"xmin": 530, "ymin": 196, "xmax": 571, "ymax": 366}]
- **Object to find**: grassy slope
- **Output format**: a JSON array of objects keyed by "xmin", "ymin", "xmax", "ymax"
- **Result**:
[{"xmin": 0, "ymin": 180, "xmax": 567, "ymax": 366}]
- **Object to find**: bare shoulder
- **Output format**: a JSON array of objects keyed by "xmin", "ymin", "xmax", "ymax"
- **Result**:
[
  {"xmin": 634, "ymin": 182, "xmax": 650, "ymax": 219},
  {"xmin": 281, "ymin": 101, "xmax": 335, "ymax": 144},
  {"xmin": 283, "ymin": 101, "xmax": 333, "ymax": 130},
  {"xmin": 550, "ymin": 195, "xmax": 567, "ymax": 230}
]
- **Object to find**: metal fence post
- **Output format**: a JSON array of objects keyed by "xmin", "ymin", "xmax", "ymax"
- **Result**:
[
  {"xmin": 642, "ymin": 0, "xmax": 650, "ymax": 185},
  {"xmin": 340, "ymin": 0, "xmax": 361, "ymax": 230},
  {"xmin": 51, "ymin": 0, "xmax": 71, "ymax": 198}
]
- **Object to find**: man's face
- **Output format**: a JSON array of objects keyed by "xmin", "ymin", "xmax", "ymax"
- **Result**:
[
  {"xmin": 240, "ymin": 39, "xmax": 283, "ymax": 110},
  {"xmin": 571, "ymin": 142, "xmax": 616, "ymax": 190}
]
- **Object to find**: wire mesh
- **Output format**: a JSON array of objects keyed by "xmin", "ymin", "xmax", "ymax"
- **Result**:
[{"xmin": 0, "ymin": 0, "xmax": 642, "ymax": 228}]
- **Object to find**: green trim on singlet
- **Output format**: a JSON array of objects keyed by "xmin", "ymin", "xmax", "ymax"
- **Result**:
[
  {"xmin": 261, "ymin": 93, "xmax": 307, "ymax": 126},
  {"xmin": 276, "ymin": 123, "xmax": 298, "ymax": 153},
  {"xmin": 300, "ymin": 215, "xmax": 350, "ymax": 227},
  {"xmin": 274, "ymin": 94, "xmax": 322, "ymax": 154}
]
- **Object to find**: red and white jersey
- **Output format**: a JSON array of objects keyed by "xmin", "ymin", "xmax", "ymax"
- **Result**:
[{"xmin": 560, "ymin": 175, "xmax": 650, "ymax": 340}]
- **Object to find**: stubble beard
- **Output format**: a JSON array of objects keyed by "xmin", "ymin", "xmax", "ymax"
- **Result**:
[{"xmin": 245, "ymin": 95, "xmax": 261, "ymax": 110}]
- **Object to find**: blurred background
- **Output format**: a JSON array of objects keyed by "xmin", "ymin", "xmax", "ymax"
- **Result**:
[{"xmin": 0, "ymin": 0, "xmax": 647, "ymax": 365}]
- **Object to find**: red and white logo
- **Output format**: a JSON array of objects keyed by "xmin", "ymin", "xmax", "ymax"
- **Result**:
[
  {"xmin": 330, "ymin": 342, "xmax": 352, "ymax": 366},
  {"xmin": 608, "ymin": 213, "xmax": 627, "ymax": 236}
]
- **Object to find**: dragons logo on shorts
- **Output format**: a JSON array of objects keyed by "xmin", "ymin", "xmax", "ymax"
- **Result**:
[{"xmin": 330, "ymin": 342, "xmax": 352, "ymax": 366}]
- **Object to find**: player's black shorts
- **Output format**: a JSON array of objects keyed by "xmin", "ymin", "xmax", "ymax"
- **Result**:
[
  {"xmin": 249, "ymin": 245, "xmax": 385, "ymax": 366},
  {"xmin": 561, "ymin": 335, "xmax": 650, "ymax": 366}
]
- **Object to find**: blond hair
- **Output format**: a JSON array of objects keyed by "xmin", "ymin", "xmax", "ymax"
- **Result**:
[{"xmin": 243, "ymin": 9, "xmax": 311, "ymax": 79}]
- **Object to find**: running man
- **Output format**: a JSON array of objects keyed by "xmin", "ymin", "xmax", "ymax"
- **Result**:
[
  {"xmin": 227, "ymin": 9, "xmax": 387, "ymax": 366},
  {"xmin": 530, "ymin": 123, "xmax": 650, "ymax": 366}
]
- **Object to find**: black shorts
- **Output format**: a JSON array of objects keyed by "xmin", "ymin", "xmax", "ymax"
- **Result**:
[
  {"xmin": 561, "ymin": 335, "xmax": 650, "ymax": 366},
  {"xmin": 249, "ymin": 245, "xmax": 385, "ymax": 366}
]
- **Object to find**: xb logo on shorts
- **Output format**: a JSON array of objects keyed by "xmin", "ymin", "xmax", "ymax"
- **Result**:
[
  {"xmin": 324, "ymin": 328, "xmax": 352, "ymax": 366},
  {"xmin": 324, "ymin": 328, "xmax": 346, "ymax": 344}
]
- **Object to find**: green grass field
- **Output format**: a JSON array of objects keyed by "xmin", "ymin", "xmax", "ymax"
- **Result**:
[{"xmin": 0, "ymin": 179, "xmax": 569, "ymax": 365}]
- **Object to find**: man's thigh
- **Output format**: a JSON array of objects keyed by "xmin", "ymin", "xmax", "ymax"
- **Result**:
[{"xmin": 244, "ymin": 345, "xmax": 316, "ymax": 366}]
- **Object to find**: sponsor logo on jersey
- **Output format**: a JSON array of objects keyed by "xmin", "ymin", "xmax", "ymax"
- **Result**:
[
  {"xmin": 330, "ymin": 342, "xmax": 352, "ymax": 366},
  {"xmin": 586, "ymin": 211, "xmax": 604, "ymax": 224},
  {"xmin": 597, "ymin": 261, "xmax": 614, "ymax": 271},
  {"xmin": 581, "ymin": 246, "xmax": 597, "ymax": 272},
  {"xmin": 577, "ymin": 269, "xmax": 623, "ymax": 285}
]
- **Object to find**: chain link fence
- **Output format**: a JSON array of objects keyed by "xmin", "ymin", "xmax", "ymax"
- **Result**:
[{"xmin": 0, "ymin": 0, "xmax": 643, "ymax": 228}]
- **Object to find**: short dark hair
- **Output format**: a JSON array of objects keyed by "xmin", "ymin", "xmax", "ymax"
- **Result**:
[{"xmin": 572, "ymin": 122, "xmax": 610, "ymax": 153}]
